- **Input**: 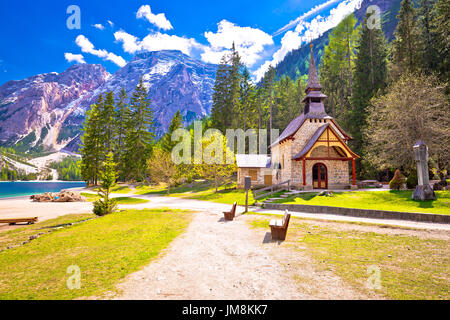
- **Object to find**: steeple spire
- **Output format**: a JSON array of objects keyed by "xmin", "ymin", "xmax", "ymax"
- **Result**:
[
  {"xmin": 303, "ymin": 44, "xmax": 328, "ymax": 117},
  {"xmin": 306, "ymin": 43, "xmax": 322, "ymax": 92}
]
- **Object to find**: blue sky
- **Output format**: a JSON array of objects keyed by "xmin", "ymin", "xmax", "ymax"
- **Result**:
[{"xmin": 0, "ymin": 0, "xmax": 363, "ymax": 84}]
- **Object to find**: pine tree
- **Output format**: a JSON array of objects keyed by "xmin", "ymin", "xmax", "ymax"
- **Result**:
[
  {"xmin": 239, "ymin": 67, "xmax": 255, "ymax": 132},
  {"xmin": 320, "ymin": 14, "xmax": 359, "ymax": 122},
  {"xmin": 124, "ymin": 78, "xmax": 155, "ymax": 181},
  {"xmin": 93, "ymin": 152, "xmax": 117, "ymax": 216},
  {"xmin": 210, "ymin": 44, "xmax": 243, "ymax": 132},
  {"xmin": 229, "ymin": 43, "xmax": 243, "ymax": 129},
  {"xmin": 102, "ymin": 91, "xmax": 116, "ymax": 153},
  {"xmin": 431, "ymin": 0, "xmax": 450, "ymax": 85},
  {"xmin": 391, "ymin": 0, "xmax": 422, "ymax": 76},
  {"xmin": 114, "ymin": 88, "xmax": 130, "ymax": 181},
  {"xmin": 211, "ymin": 55, "xmax": 231, "ymax": 132},
  {"xmin": 418, "ymin": 0, "xmax": 439, "ymax": 73},
  {"xmin": 161, "ymin": 110, "xmax": 183, "ymax": 152},
  {"xmin": 350, "ymin": 13, "xmax": 389, "ymax": 175},
  {"xmin": 262, "ymin": 66, "xmax": 276, "ymax": 145},
  {"xmin": 80, "ymin": 95, "xmax": 105, "ymax": 186}
]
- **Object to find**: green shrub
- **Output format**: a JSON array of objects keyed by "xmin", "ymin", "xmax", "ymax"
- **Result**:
[
  {"xmin": 389, "ymin": 169, "xmax": 406, "ymax": 190},
  {"xmin": 406, "ymin": 170, "xmax": 418, "ymax": 189}
]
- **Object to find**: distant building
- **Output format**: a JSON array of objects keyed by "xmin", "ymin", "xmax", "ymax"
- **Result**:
[{"xmin": 237, "ymin": 45, "xmax": 359, "ymax": 190}]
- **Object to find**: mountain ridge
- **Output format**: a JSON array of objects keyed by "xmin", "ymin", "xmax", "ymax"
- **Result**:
[{"xmin": 0, "ymin": 50, "xmax": 218, "ymax": 153}]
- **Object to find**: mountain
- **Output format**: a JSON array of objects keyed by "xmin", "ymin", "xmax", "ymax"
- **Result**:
[
  {"xmin": 274, "ymin": 0, "xmax": 402, "ymax": 81},
  {"xmin": 0, "ymin": 50, "xmax": 218, "ymax": 153},
  {"xmin": 0, "ymin": 64, "xmax": 110, "ymax": 153}
]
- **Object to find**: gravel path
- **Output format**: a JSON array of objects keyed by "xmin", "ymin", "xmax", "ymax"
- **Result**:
[{"xmin": 112, "ymin": 210, "xmax": 374, "ymax": 300}]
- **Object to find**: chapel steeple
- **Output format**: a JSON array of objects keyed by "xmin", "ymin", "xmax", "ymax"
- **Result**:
[{"xmin": 303, "ymin": 44, "xmax": 328, "ymax": 117}]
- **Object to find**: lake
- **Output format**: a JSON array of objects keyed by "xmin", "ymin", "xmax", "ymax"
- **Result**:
[{"xmin": 0, "ymin": 181, "xmax": 86, "ymax": 199}]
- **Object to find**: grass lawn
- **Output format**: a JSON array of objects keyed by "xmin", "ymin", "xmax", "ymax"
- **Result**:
[
  {"xmin": 90, "ymin": 185, "xmax": 133, "ymax": 194},
  {"xmin": 273, "ymin": 190, "xmax": 450, "ymax": 215},
  {"xmin": 0, "ymin": 214, "xmax": 94, "ymax": 251},
  {"xmin": 248, "ymin": 215, "xmax": 450, "ymax": 299},
  {"xmin": 0, "ymin": 209, "xmax": 192, "ymax": 299},
  {"xmin": 134, "ymin": 181, "xmax": 253, "ymax": 206},
  {"xmin": 80, "ymin": 193, "xmax": 149, "ymax": 205},
  {"xmin": 114, "ymin": 197, "xmax": 149, "ymax": 204}
]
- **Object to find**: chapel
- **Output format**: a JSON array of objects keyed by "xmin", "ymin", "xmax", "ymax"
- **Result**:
[{"xmin": 236, "ymin": 45, "xmax": 359, "ymax": 190}]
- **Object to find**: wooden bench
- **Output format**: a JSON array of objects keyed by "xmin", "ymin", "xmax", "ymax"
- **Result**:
[
  {"xmin": 269, "ymin": 210, "xmax": 291, "ymax": 240},
  {"xmin": 223, "ymin": 202, "xmax": 237, "ymax": 221},
  {"xmin": 0, "ymin": 217, "xmax": 38, "ymax": 225}
]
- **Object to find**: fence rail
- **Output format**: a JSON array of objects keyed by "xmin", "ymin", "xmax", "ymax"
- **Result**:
[{"xmin": 253, "ymin": 180, "xmax": 291, "ymax": 200}]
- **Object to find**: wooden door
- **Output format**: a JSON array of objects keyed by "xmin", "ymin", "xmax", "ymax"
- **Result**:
[
  {"xmin": 313, "ymin": 163, "xmax": 328, "ymax": 189},
  {"xmin": 264, "ymin": 175, "xmax": 272, "ymax": 186}
]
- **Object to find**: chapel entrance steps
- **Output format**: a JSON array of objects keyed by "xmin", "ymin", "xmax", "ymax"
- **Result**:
[{"xmin": 257, "ymin": 189, "xmax": 304, "ymax": 206}]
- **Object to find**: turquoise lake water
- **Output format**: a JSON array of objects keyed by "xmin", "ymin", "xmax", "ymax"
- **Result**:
[{"xmin": 0, "ymin": 181, "xmax": 86, "ymax": 199}]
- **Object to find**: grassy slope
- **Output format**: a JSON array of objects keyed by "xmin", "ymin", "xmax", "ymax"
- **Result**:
[
  {"xmin": 0, "ymin": 214, "xmax": 94, "ymax": 251},
  {"xmin": 249, "ymin": 216, "xmax": 449, "ymax": 300},
  {"xmin": 273, "ymin": 190, "xmax": 450, "ymax": 215},
  {"xmin": 134, "ymin": 182, "xmax": 254, "ymax": 206},
  {"xmin": 81, "ymin": 193, "xmax": 149, "ymax": 204},
  {"xmin": 0, "ymin": 209, "xmax": 192, "ymax": 299}
]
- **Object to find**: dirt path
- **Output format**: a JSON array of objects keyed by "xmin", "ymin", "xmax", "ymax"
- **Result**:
[{"xmin": 113, "ymin": 210, "xmax": 375, "ymax": 300}]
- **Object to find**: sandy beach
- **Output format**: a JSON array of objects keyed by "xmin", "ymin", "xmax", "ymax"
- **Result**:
[{"xmin": 0, "ymin": 192, "xmax": 93, "ymax": 231}]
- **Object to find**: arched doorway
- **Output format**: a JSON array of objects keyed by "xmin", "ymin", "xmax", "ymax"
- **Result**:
[{"xmin": 312, "ymin": 163, "xmax": 328, "ymax": 189}]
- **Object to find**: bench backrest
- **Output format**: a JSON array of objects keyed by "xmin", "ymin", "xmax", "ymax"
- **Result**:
[
  {"xmin": 282, "ymin": 210, "xmax": 291, "ymax": 228},
  {"xmin": 231, "ymin": 202, "xmax": 237, "ymax": 215}
]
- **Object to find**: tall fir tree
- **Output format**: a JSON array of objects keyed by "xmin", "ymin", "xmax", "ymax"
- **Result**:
[
  {"xmin": 211, "ymin": 55, "xmax": 231, "ymax": 132},
  {"xmin": 160, "ymin": 110, "xmax": 183, "ymax": 152},
  {"xmin": 239, "ymin": 67, "xmax": 254, "ymax": 132},
  {"xmin": 391, "ymin": 0, "xmax": 422, "ymax": 76},
  {"xmin": 320, "ymin": 13, "xmax": 359, "ymax": 123},
  {"xmin": 124, "ymin": 78, "xmax": 155, "ymax": 181},
  {"xmin": 114, "ymin": 88, "xmax": 130, "ymax": 181},
  {"xmin": 430, "ymin": 0, "xmax": 450, "ymax": 85},
  {"xmin": 210, "ymin": 44, "xmax": 243, "ymax": 132},
  {"xmin": 102, "ymin": 91, "xmax": 116, "ymax": 153},
  {"xmin": 262, "ymin": 65, "xmax": 276, "ymax": 145},
  {"xmin": 80, "ymin": 95, "xmax": 105, "ymax": 186},
  {"xmin": 418, "ymin": 0, "xmax": 439, "ymax": 73},
  {"xmin": 350, "ymin": 13, "xmax": 389, "ymax": 176}
]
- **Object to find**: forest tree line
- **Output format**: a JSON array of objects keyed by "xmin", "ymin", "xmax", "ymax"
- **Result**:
[
  {"xmin": 209, "ymin": 0, "xmax": 449, "ymax": 182},
  {"xmin": 79, "ymin": 0, "xmax": 448, "ymax": 189}
]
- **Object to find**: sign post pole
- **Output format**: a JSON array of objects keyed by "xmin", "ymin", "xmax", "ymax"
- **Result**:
[{"xmin": 244, "ymin": 176, "xmax": 251, "ymax": 213}]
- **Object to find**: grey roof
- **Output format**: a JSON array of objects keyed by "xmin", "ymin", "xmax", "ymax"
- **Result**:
[
  {"xmin": 271, "ymin": 113, "xmax": 307, "ymax": 148},
  {"xmin": 302, "ymin": 90, "xmax": 327, "ymax": 102},
  {"xmin": 236, "ymin": 154, "xmax": 271, "ymax": 168},
  {"xmin": 292, "ymin": 124, "xmax": 329, "ymax": 160}
]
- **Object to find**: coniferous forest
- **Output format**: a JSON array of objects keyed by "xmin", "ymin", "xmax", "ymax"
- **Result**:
[{"xmin": 79, "ymin": 0, "xmax": 449, "ymax": 188}]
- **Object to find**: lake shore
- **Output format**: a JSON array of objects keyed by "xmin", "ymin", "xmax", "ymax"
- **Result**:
[{"xmin": 0, "ymin": 194, "xmax": 93, "ymax": 231}]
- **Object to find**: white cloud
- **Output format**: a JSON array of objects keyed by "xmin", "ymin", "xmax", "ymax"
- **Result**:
[
  {"xmin": 107, "ymin": 20, "xmax": 114, "ymax": 27},
  {"xmin": 64, "ymin": 53, "xmax": 86, "ymax": 64},
  {"xmin": 137, "ymin": 5, "xmax": 173, "ymax": 30},
  {"xmin": 254, "ymin": 0, "xmax": 362, "ymax": 80},
  {"xmin": 75, "ymin": 35, "xmax": 126, "ymax": 67},
  {"xmin": 114, "ymin": 30, "xmax": 201, "ymax": 55},
  {"xmin": 93, "ymin": 23, "xmax": 105, "ymax": 30},
  {"xmin": 274, "ymin": 0, "xmax": 341, "ymax": 36},
  {"xmin": 201, "ymin": 20, "xmax": 273, "ymax": 67}
]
